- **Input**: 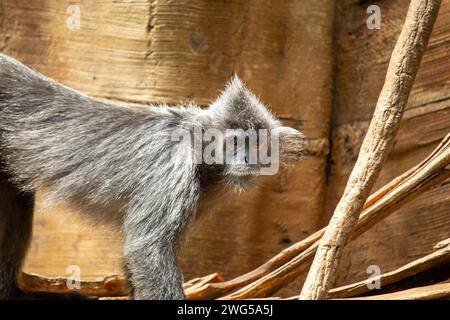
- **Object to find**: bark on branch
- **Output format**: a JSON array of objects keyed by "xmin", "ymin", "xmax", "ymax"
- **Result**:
[
  {"xmin": 20, "ymin": 273, "xmax": 127, "ymax": 297},
  {"xmin": 299, "ymin": 0, "xmax": 443, "ymax": 300},
  {"xmin": 20, "ymin": 272, "xmax": 222, "ymax": 298}
]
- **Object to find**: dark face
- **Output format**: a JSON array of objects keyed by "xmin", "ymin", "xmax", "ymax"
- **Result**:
[
  {"xmin": 224, "ymin": 126, "xmax": 304, "ymax": 188},
  {"xmin": 198, "ymin": 125, "xmax": 304, "ymax": 191}
]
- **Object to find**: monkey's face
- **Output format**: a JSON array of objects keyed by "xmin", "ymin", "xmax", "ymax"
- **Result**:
[
  {"xmin": 204, "ymin": 76, "xmax": 305, "ymax": 190},
  {"xmin": 220, "ymin": 126, "xmax": 304, "ymax": 188},
  {"xmin": 223, "ymin": 128, "xmax": 263, "ymax": 180}
]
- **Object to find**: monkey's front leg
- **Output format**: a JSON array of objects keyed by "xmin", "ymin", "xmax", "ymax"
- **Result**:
[
  {"xmin": 122, "ymin": 176, "xmax": 199, "ymax": 300},
  {"xmin": 124, "ymin": 239, "xmax": 185, "ymax": 300}
]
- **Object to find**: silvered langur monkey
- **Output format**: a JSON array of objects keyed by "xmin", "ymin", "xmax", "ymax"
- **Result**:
[{"xmin": 0, "ymin": 54, "xmax": 304, "ymax": 299}]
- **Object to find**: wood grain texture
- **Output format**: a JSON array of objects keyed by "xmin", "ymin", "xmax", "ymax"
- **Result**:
[
  {"xmin": 328, "ymin": 0, "xmax": 450, "ymax": 288},
  {"xmin": 0, "ymin": 0, "xmax": 334, "ymax": 296}
]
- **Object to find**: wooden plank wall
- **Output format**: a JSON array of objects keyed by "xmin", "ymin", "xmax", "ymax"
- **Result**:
[{"xmin": 0, "ymin": 0, "xmax": 448, "ymax": 296}]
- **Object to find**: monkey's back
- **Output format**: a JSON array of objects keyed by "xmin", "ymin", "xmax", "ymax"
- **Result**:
[{"xmin": 0, "ymin": 54, "xmax": 197, "ymax": 218}]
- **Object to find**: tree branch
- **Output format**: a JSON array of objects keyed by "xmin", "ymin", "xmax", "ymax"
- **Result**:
[
  {"xmin": 299, "ymin": 0, "xmax": 442, "ymax": 300},
  {"xmin": 344, "ymin": 283, "xmax": 450, "ymax": 300},
  {"xmin": 20, "ymin": 272, "xmax": 222, "ymax": 298},
  {"xmin": 20, "ymin": 273, "xmax": 127, "ymax": 297}
]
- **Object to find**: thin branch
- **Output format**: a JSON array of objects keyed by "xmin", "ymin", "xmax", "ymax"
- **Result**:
[
  {"xmin": 20, "ymin": 273, "xmax": 127, "ymax": 297},
  {"xmin": 20, "ymin": 272, "xmax": 222, "ymax": 298},
  {"xmin": 299, "ymin": 0, "xmax": 442, "ymax": 300},
  {"xmin": 183, "ymin": 273, "xmax": 224, "ymax": 291},
  {"xmin": 328, "ymin": 239, "xmax": 450, "ymax": 299},
  {"xmin": 229, "ymin": 282, "xmax": 450, "ymax": 300},
  {"xmin": 344, "ymin": 283, "xmax": 450, "ymax": 300},
  {"xmin": 434, "ymin": 238, "xmax": 450, "ymax": 250}
]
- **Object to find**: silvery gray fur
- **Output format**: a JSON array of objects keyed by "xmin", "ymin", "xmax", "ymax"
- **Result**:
[{"xmin": 0, "ymin": 53, "xmax": 304, "ymax": 300}]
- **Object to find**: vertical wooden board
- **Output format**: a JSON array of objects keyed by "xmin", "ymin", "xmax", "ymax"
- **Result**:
[
  {"xmin": 328, "ymin": 0, "xmax": 450, "ymax": 287},
  {"xmin": 333, "ymin": 0, "xmax": 450, "ymax": 126},
  {"xmin": 1, "ymin": 0, "xmax": 335, "ymax": 295}
]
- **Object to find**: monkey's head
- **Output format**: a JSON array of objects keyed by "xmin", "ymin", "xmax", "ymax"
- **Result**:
[{"xmin": 201, "ymin": 76, "xmax": 305, "ymax": 190}]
